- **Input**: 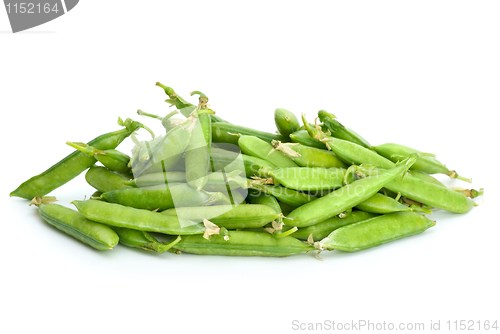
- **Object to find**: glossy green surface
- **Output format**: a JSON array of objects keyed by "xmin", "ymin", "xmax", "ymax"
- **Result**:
[
  {"xmin": 72, "ymin": 200, "xmax": 205, "ymax": 235},
  {"xmin": 174, "ymin": 231, "xmax": 314, "ymax": 257},
  {"xmin": 38, "ymin": 203, "xmax": 119, "ymax": 250},
  {"xmin": 319, "ymin": 212, "xmax": 435, "ymax": 252},
  {"xmin": 274, "ymin": 108, "xmax": 300, "ymax": 138},
  {"xmin": 85, "ymin": 166, "xmax": 131, "ymax": 193},
  {"xmin": 238, "ymin": 135, "xmax": 298, "ymax": 168}
]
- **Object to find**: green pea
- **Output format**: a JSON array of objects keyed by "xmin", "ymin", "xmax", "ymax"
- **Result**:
[
  {"xmin": 173, "ymin": 231, "xmax": 314, "ymax": 257},
  {"xmin": 317, "ymin": 212, "xmax": 435, "ymax": 252},
  {"xmin": 238, "ymin": 135, "xmax": 298, "ymax": 168},
  {"xmin": 290, "ymin": 210, "xmax": 378, "ymax": 240},
  {"xmin": 272, "ymin": 141, "xmax": 347, "ymax": 169},
  {"xmin": 318, "ymin": 110, "xmax": 371, "ymax": 149},
  {"xmin": 85, "ymin": 166, "xmax": 132, "ymax": 193},
  {"xmin": 72, "ymin": 200, "xmax": 205, "ymax": 235},
  {"xmin": 289, "ymin": 130, "xmax": 326, "ymax": 149},
  {"xmin": 372, "ymin": 143, "xmax": 471, "ymax": 182},
  {"xmin": 274, "ymin": 108, "xmax": 300, "ymax": 138},
  {"xmin": 31, "ymin": 197, "xmax": 119, "ymax": 250},
  {"xmin": 11, "ymin": 118, "xmax": 152, "ymax": 200},
  {"xmin": 66, "ymin": 142, "xmax": 131, "ymax": 176},
  {"xmin": 101, "ymin": 184, "xmax": 229, "ymax": 211},
  {"xmin": 110, "ymin": 226, "xmax": 181, "ymax": 253},
  {"xmin": 162, "ymin": 204, "xmax": 279, "ymax": 229},
  {"xmin": 286, "ymin": 155, "xmax": 418, "ymax": 227}
]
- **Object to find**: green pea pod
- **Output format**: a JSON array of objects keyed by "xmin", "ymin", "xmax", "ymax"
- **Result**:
[
  {"xmin": 246, "ymin": 190, "xmax": 282, "ymax": 221},
  {"xmin": 11, "ymin": 118, "xmax": 153, "ymax": 200},
  {"xmin": 162, "ymin": 204, "xmax": 279, "ymax": 229},
  {"xmin": 156, "ymin": 82, "xmax": 196, "ymax": 117},
  {"xmin": 384, "ymin": 172, "xmax": 476, "ymax": 213},
  {"xmin": 110, "ymin": 226, "xmax": 181, "ymax": 253},
  {"xmin": 31, "ymin": 197, "xmax": 119, "ymax": 250},
  {"xmin": 85, "ymin": 166, "xmax": 132, "ymax": 193},
  {"xmin": 318, "ymin": 110, "xmax": 371, "ymax": 149},
  {"xmin": 303, "ymin": 115, "xmax": 394, "ymax": 168},
  {"xmin": 287, "ymin": 155, "xmax": 418, "ymax": 227},
  {"xmin": 289, "ymin": 130, "xmax": 326, "ymax": 149},
  {"xmin": 289, "ymin": 210, "xmax": 378, "ymax": 240},
  {"xmin": 355, "ymin": 193, "xmax": 431, "ymax": 214},
  {"xmin": 72, "ymin": 200, "xmax": 205, "ymax": 235},
  {"xmin": 249, "ymin": 183, "xmax": 316, "ymax": 208},
  {"xmin": 173, "ymin": 231, "xmax": 314, "ymax": 257},
  {"xmin": 317, "ymin": 212, "xmax": 435, "ymax": 252},
  {"xmin": 408, "ymin": 170, "xmax": 446, "ymax": 187},
  {"xmin": 184, "ymin": 92, "xmax": 215, "ymax": 190},
  {"xmin": 372, "ymin": 143, "xmax": 471, "ymax": 182},
  {"xmin": 210, "ymin": 148, "xmax": 276, "ymax": 178},
  {"xmin": 263, "ymin": 167, "xmax": 346, "ymax": 192},
  {"xmin": 212, "ymin": 122, "xmax": 287, "ymax": 145},
  {"xmin": 238, "ymin": 135, "xmax": 298, "ymax": 168},
  {"xmin": 210, "ymin": 115, "xmax": 230, "ymax": 123},
  {"xmin": 66, "ymin": 141, "xmax": 131, "ymax": 176},
  {"xmin": 272, "ymin": 141, "xmax": 347, "ymax": 169},
  {"xmin": 101, "ymin": 184, "xmax": 229, "ymax": 211},
  {"xmin": 274, "ymin": 108, "xmax": 300, "ymax": 138}
]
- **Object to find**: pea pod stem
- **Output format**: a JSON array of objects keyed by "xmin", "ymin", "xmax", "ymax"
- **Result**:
[
  {"xmin": 137, "ymin": 109, "xmax": 163, "ymax": 120},
  {"xmin": 156, "ymin": 82, "xmax": 196, "ymax": 117}
]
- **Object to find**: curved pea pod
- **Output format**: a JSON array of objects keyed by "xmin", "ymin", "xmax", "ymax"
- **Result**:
[
  {"xmin": 372, "ymin": 143, "xmax": 471, "ymax": 182},
  {"xmin": 272, "ymin": 141, "xmax": 347, "ymax": 168},
  {"xmin": 238, "ymin": 135, "xmax": 298, "ymax": 168},
  {"xmin": 303, "ymin": 116, "xmax": 393, "ymax": 168},
  {"xmin": 210, "ymin": 147, "xmax": 276, "ymax": 178},
  {"xmin": 318, "ymin": 110, "xmax": 371, "ymax": 148},
  {"xmin": 101, "ymin": 184, "xmax": 229, "ymax": 211},
  {"xmin": 355, "ymin": 193, "xmax": 431, "ymax": 214},
  {"xmin": 162, "ymin": 204, "xmax": 279, "ymax": 229},
  {"xmin": 72, "ymin": 200, "xmax": 205, "ymax": 235},
  {"xmin": 263, "ymin": 167, "xmax": 346, "ymax": 192},
  {"xmin": 316, "ymin": 212, "xmax": 436, "ymax": 252},
  {"xmin": 85, "ymin": 166, "xmax": 132, "ymax": 193},
  {"xmin": 212, "ymin": 122, "xmax": 287, "ymax": 145},
  {"xmin": 287, "ymin": 155, "xmax": 418, "ymax": 227},
  {"xmin": 274, "ymin": 108, "xmax": 300, "ymax": 138},
  {"xmin": 156, "ymin": 82, "xmax": 196, "ymax": 117},
  {"xmin": 173, "ymin": 231, "xmax": 314, "ymax": 257},
  {"xmin": 11, "ymin": 117, "xmax": 153, "ymax": 200},
  {"xmin": 66, "ymin": 142, "xmax": 131, "ymax": 176},
  {"xmin": 289, "ymin": 210, "xmax": 378, "ymax": 240},
  {"xmin": 289, "ymin": 130, "xmax": 325, "ymax": 149},
  {"xmin": 249, "ymin": 183, "xmax": 316, "ymax": 208},
  {"xmin": 383, "ymin": 172, "xmax": 477, "ymax": 213},
  {"xmin": 110, "ymin": 226, "xmax": 181, "ymax": 253},
  {"xmin": 31, "ymin": 197, "xmax": 119, "ymax": 250}
]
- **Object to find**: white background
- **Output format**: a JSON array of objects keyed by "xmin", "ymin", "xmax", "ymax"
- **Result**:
[{"xmin": 1, "ymin": 1, "xmax": 499, "ymax": 333}]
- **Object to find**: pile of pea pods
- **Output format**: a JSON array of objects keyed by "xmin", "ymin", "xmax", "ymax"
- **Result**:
[{"xmin": 10, "ymin": 83, "xmax": 484, "ymax": 257}]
